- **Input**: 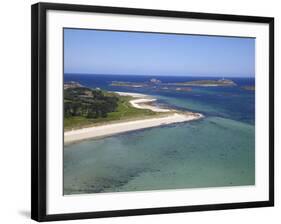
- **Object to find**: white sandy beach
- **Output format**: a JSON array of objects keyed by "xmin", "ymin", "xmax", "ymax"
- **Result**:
[
  {"xmin": 64, "ymin": 92, "xmax": 203, "ymax": 144},
  {"xmin": 112, "ymin": 92, "xmax": 171, "ymax": 112}
]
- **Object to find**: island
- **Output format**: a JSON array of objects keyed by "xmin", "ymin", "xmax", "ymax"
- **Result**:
[
  {"xmin": 241, "ymin": 85, "xmax": 255, "ymax": 91},
  {"xmin": 110, "ymin": 81, "xmax": 147, "ymax": 88},
  {"xmin": 111, "ymin": 82, "xmax": 193, "ymax": 92},
  {"xmin": 169, "ymin": 79, "xmax": 237, "ymax": 87},
  {"xmin": 110, "ymin": 78, "xmax": 237, "ymax": 90},
  {"xmin": 64, "ymin": 82, "xmax": 203, "ymax": 144}
]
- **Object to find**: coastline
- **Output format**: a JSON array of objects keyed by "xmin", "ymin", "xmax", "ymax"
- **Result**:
[
  {"xmin": 64, "ymin": 92, "xmax": 203, "ymax": 144},
  {"xmin": 115, "ymin": 91, "xmax": 172, "ymax": 112}
]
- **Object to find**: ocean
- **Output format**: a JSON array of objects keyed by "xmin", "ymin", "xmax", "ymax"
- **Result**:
[{"xmin": 63, "ymin": 74, "xmax": 255, "ymax": 195}]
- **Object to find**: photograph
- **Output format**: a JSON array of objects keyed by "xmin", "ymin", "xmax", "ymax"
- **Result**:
[{"xmin": 63, "ymin": 28, "xmax": 256, "ymax": 195}]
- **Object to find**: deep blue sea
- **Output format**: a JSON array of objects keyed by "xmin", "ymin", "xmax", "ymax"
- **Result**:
[{"xmin": 64, "ymin": 74, "xmax": 255, "ymax": 194}]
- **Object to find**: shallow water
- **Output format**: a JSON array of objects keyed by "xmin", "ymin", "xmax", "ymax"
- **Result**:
[{"xmin": 64, "ymin": 75, "xmax": 255, "ymax": 195}]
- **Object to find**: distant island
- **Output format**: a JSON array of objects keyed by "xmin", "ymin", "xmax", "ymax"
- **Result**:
[
  {"xmin": 64, "ymin": 81, "xmax": 203, "ymax": 143},
  {"xmin": 110, "ymin": 81, "xmax": 147, "ymax": 88},
  {"xmin": 111, "ymin": 78, "xmax": 237, "ymax": 89},
  {"xmin": 110, "ymin": 78, "xmax": 161, "ymax": 88},
  {"xmin": 241, "ymin": 85, "xmax": 255, "ymax": 91},
  {"xmin": 169, "ymin": 79, "xmax": 237, "ymax": 87}
]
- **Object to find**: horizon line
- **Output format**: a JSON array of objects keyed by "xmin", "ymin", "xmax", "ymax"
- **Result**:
[{"xmin": 64, "ymin": 72, "xmax": 255, "ymax": 78}]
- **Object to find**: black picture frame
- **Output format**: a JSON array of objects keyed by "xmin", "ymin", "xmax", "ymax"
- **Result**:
[{"xmin": 31, "ymin": 2, "xmax": 274, "ymax": 222}]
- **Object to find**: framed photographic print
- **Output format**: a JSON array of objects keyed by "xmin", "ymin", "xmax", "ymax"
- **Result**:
[{"xmin": 31, "ymin": 2, "xmax": 274, "ymax": 222}]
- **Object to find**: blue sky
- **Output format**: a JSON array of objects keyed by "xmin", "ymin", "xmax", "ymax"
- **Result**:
[{"xmin": 64, "ymin": 28, "xmax": 255, "ymax": 77}]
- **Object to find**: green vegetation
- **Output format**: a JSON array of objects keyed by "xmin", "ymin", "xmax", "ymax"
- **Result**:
[
  {"xmin": 64, "ymin": 87, "xmax": 118, "ymax": 118},
  {"xmin": 64, "ymin": 87, "xmax": 158, "ymax": 130}
]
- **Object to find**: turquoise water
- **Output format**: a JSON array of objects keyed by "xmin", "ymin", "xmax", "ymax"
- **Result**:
[{"xmin": 64, "ymin": 75, "xmax": 255, "ymax": 195}]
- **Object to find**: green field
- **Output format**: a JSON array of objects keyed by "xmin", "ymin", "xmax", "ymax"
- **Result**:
[{"xmin": 64, "ymin": 95, "xmax": 160, "ymax": 131}]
